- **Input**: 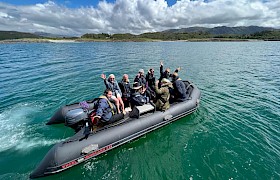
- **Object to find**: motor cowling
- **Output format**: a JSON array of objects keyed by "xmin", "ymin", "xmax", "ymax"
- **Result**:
[
  {"xmin": 47, "ymin": 99, "xmax": 98, "ymax": 127},
  {"xmin": 65, "ymin": 108, "xmax": 88, "ymax": 126}
]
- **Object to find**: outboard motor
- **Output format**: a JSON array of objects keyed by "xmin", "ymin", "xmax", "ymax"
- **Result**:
[
  {"xmin": 46, "ymin": 99, "xmax": 99, "ymax": 132},
  {"xmin": 65, "ymin": 108, "xmax": 88, "ymax": 126},
  {"xmin": 65, "ymin": 108, "xmax": 89, "ymax": 132}
]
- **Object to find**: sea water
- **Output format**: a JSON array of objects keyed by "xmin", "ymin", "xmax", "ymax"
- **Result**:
[{"xmin": 0, "ymin": 41, "xmax": 279, "ymax": 179}]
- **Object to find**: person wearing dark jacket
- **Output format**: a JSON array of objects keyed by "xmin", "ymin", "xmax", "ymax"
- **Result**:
[
  {"xmin": 146, "ymin": 68, "xmax": 156, "ymax": 89},
  {"xmin": 159, "ymin": 61, "xmax": 181, "ymax": 82},
  {"xmin": 119, "ymin": 74, "xmax": 131, "ymax": 108},
  {"xmin": 134, "ymin": 69, "xmax": 147, "ymax": 87},
  {"xmin": 93, "ymin": 89, "xmax": 124, "ymax": 126},
  {"xmin": 171, "ymin": 73, "xmax": 187, "ymax": 102},
  {"xmin": 130, "ymin": 83, "xmax": 148, "ymax": 108},
  {"xmin": 158, "ymin": 61, "xmax": 180, "ymax": 90}
]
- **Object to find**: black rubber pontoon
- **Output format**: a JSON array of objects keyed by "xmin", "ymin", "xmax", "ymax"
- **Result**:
[{"xmin": 30, "ymin": 81, "xmax": 201, "ymax": 178}]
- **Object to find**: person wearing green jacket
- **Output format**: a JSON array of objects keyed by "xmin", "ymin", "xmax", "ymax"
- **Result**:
[{"xmin": 155, "ymin": 78, "xmax": 173, "ymax": 111}]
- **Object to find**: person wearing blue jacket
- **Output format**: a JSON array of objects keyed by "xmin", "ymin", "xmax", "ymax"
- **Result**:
[
  {"xmin": 101, "ymin": 73, "xmax": 125, "ymax": 114},
  {"xmin": 171, "ymin": 73, "xmax": 188, "ymax": 102},
  {"xmin": 93, "ymin": 89, "xmax": 124, "ymax": 125}
]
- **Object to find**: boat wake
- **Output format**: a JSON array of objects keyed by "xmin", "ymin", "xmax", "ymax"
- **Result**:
[{"xmin": 0, "ymin": 102, "xmax": 63, "ymax": 152}]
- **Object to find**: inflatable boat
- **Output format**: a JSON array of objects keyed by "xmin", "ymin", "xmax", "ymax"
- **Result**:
[{"xmin": 30, "ymin": 80, "xmax": 201, "ymax": 178}]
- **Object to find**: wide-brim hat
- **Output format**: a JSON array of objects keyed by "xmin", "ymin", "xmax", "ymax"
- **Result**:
[
  {"xmin": 132, "ymin": 86, "xmax": 142, "ymax": 90},
  {"xmin": 161, "ymin": 78, "xmax": 171, "ymax": 84},
  {"xmin": 132, "ymin": 82, "xmax": 142, "ymax": 90}
]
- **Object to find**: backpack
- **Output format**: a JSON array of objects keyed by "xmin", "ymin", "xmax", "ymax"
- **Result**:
[{"xmin": 131, "ymin": 94, "xmax": 146, "ymax": 106}]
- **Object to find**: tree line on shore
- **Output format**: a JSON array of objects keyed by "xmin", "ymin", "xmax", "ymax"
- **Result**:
[
  {"xmin": 81, "ymin": 30, "xmax": 280, "ymax": 41},
  {"xmin": 1, "ymin": 28, "xmax": 280, "ymax": 41}
]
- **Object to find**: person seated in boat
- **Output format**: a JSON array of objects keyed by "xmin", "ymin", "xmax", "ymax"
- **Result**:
[
  {"xmin": 159, "ymin": 61, "xmax": 181, "ymax": 83},
  {"xmin": 134, "ymin": 69, "xmax": 147, "ymax": 87},
  {"xmin": 155, "ymin": 78, "xmax": 173, "ymax": 111},
  {"xmin": 101, "ymin": 73, "xmax": 125, "ymax": 114},
  {"xmin": 171, "ymin": 73, "xmax": 188, "ymax": 102},
  {"xmin": 140, "ymin": 83, "xmax": 156, "ymax": 102},
  {"xmin": 118, "ymin": 74, "xmax": 131, "ymax": 108},
  {"xmin": 145, "ymin": 68, "xmax": 157, "ymax": 100},
  {"xmin": 93, "ymin": 89, "xmax": 124, "ymax": 126},
  {"xmin": 146, "ymin": 68, "xmax": 156, "ymax": 90},
  {"xmin": 130, "ymin": 83, "xmax": 149, "ymax": 108}
]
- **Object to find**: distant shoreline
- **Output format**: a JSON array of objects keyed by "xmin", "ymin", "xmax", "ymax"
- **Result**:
[
  {"xmin": 0, "ymin": 38, "xmax": 77, "ymax": 43},
  {"xmin": 0, "ymin": 38, "xmax": 272, "ymax": 44}
]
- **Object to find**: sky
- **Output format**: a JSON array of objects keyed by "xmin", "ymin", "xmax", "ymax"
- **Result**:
[{"xmin": 0, "ymin": 0, "xmax": 279, "ymax": 36}]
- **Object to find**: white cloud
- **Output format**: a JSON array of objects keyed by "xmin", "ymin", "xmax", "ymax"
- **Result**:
[{"xmin": 0, "ymin": 0, "xmax": 279, "ymax": 36}]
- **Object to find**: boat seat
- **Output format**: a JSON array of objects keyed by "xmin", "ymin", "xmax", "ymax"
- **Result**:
[
  {"xmin": 137, "ymin": 104, "xmax": 155, "ymax": 113},
  {"xmin": 129, "ymin": 103, "xmax": 155, "ymax": 119}
]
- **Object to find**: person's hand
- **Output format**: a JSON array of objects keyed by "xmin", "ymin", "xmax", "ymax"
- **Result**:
[
  {"xmin": 176, "ymin": 67, "xmax": 181, "ymax": 71},
  {"xmin": 156, "ymin": 80, "xmax": 159, "ymax": 84},
  {"xmin": 160, "ymin": 61, "xmax": 163, "ymax": 66},
  {"xmin": 101, "ymin": 74, "xmax": 106, "ymax": 80},
  {"xmin": 142, "ymin": 86, "xmax": 146, "ymax": 92}
]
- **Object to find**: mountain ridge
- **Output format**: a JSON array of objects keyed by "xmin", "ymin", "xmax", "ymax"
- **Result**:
[{"xmin": 162, "ymin": 26, "xmax": 276, "ymax": 35}]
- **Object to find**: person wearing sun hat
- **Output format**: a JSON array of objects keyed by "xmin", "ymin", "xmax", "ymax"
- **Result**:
[{"xmin": 130, "ymin": 82, "xmax": 148, "ymax": 108}]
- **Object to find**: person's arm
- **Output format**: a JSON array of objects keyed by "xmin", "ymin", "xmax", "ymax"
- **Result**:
[
  {"xmin": 101, "ymin": 74, "xmax": 109, "ymax": 88},
  {"xmin": 170, "ymin": 67, "xmax": 181, "ymax": 78},
  {"xmin": 174, "ymin": 67, "xmax": 181, "ymax": 73},
  {"xmin": 96, "ymin": 99, "xmax": 107, "ymax": 117},
  {"xmin": 160, "ymin": 61, "xmax": 164, "ymax": 75},
  {"xmin": 104, "ymin": 79, "xmax": 110, "ymax": 89},
  {"xmin": 155, "ymin": 80, "xmax": 164, "ymax": 94}
]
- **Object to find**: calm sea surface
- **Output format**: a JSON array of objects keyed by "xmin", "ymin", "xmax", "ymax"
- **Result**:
[{"xmin": 0, "ymin": 41, "xmax": 279, "ymax": 179}]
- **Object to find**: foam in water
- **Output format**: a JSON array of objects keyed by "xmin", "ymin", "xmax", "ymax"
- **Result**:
[
  {"xmin": 14, "ymin": 137, "xmax": 64, "ymax": 151},
  {"xmin": 0, "ymin": 103, "xmax": 63, "ymax": 152}
]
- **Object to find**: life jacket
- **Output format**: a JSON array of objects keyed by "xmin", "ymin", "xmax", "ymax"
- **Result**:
[{"xmin": 99, "ymin": 95, "xmax": 115, "ymax": 115}]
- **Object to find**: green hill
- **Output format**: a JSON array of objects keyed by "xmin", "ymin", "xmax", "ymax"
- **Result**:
[
  {"xmin": 0, "ymin": 31, "xmax": 41, "ymax": 40},
  {"xmin": 163, "ymin": 26, "xmax": 275, "ymax": 35},
  {"xmin": 1, "ymin": 26, "xmax": 280, "ymax": 42},
  {"xmin": 250, "ymin": 30, "xmax": 280, "ymax": 40}
]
